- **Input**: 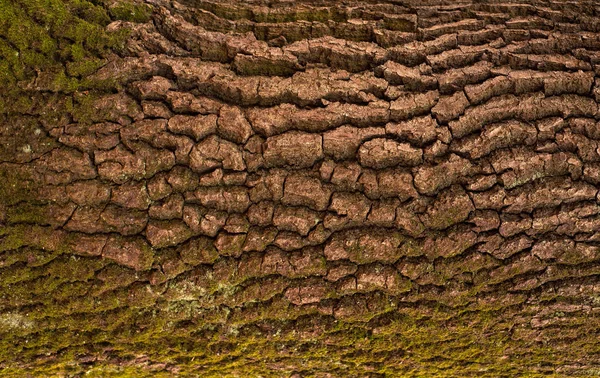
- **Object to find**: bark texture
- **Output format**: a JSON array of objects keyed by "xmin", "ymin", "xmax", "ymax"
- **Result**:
[{"xmin": 2, "ymin": 0, "xmax": 600, "ymax": 376}]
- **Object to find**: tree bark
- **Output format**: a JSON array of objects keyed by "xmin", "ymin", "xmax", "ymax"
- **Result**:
[{"xmin": 2, "ymin": 0, "xmax": 600, "ymax": 376}]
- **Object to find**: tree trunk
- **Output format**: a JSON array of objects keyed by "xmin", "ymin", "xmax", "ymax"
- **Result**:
[{"xmin": 2, "ymin": 0, "xmax": 600, "ymax": 376}]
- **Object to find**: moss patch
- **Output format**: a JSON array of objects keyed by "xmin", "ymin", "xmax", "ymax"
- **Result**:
[{"xmin": 0, "ymin": 0, "xmax": 143, "ymax": 115}]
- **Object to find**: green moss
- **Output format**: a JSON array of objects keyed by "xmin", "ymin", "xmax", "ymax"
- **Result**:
[
  {"xmin": 108, "ymin": 1, "xmax": 152, "ymax": 23},
  {"xmin": 5, "ymin": 202, "xmax": 49, "ymax": 224},
  {"xmin": 0, "ymin": 165, "xmax": 36, "ymax": 206},
  {"xmin": 65, "ymin": 56, "xmax": 107, "ymax": 78},
  {"xmin": 0, "ymin": 264, "xmax": 42, "ymax": 286},
  {"xmin": 0, "ymin": 225, "xmax": 73, "ymax": 255},
  {"xmin": 46, "ymin": 255, "xmax": 104, "ymax": 282},
  {"xmin": 0, "ymin": 0, "xmax": 147, "ymax": 107}
]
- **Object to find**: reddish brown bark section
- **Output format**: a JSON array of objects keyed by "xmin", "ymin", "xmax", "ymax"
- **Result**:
[{"xmin": 2, "ymin": 0, "xmax": 600, "ymax": 376}]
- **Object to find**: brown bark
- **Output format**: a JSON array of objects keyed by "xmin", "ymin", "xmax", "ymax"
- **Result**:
[{"xmin": 2, "ymin": 0, "xmax": 600, "ymax": 376}]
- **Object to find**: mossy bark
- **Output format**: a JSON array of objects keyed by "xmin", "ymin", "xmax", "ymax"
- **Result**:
[{"xmin": 2, "ymin": 1, "xmax": 600, "ymax": 377}]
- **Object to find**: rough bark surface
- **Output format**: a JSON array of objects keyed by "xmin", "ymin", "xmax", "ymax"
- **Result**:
[{"xmin": 2, "ymin": 0, "xmax": 600, "ymax": 376}]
